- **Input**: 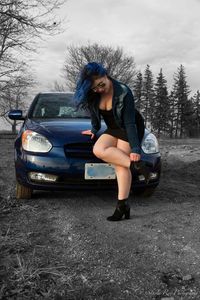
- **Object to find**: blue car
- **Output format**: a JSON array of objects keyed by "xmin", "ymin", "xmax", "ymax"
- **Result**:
[{"xmin": 8, "ymin": 92, "xmax": 161, "ymax": 199}]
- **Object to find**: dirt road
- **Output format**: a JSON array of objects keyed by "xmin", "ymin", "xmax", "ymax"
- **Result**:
[{"xmin": 0, "ymin": 137, "xmax": 200, "ymax": 299}]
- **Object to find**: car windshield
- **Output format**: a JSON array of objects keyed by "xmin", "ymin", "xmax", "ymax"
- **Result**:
[{"xmin": 31, "ymin": 93, "xmax": 90, "ymax": 119}]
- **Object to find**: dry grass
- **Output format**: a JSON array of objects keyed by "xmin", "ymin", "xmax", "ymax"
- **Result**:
[{"xmin": 1, "ymin": 136, "xmax": 200, "ymax": 299}]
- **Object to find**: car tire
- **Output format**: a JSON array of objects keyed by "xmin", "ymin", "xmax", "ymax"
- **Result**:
[
  {"xmin": 16, "ymin": 182, "xmax": 33, "ymax": 199},
  {"xmin": 135, "ymin": 186, "xmax": 157, "ymax": 197}
]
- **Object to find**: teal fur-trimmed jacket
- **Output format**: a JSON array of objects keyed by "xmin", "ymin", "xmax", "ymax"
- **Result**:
[{"xmin": 89, "ymin": 77, "xmax": 142, "ymax": 155}]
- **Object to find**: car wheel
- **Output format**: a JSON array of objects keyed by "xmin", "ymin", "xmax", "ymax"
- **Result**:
[
  {"xmin": 16, "ymin": 182, "xmax": 33, "ymax": 199},
  {"xmin": 135, "ymin": 186, "xmax": 157, "ymax": 197}
]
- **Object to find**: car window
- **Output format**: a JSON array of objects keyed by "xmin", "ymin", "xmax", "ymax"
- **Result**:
[{"xmin": 31, "ymin": 94, "xmax": 90, "ymax": 118}]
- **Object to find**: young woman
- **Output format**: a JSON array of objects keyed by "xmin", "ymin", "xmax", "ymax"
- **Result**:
[{"xmin": 74, "ymin": 62, "xmax": 147, "ymax": 221}]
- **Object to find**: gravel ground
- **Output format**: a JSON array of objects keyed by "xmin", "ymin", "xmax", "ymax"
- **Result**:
[{"xmin": 0, "ymin": 136, "xmax": 200, "ymax": 300}]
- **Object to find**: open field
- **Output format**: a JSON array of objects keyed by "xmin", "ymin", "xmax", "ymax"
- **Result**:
[{"xmin": 0, "ymin": 136, "xmax": 200, "ymax": 299}]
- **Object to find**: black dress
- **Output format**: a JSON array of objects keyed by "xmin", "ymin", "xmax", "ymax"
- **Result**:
[{"xmin": 99, "ymin": 108, "xmax": 128, "ymax": 142}]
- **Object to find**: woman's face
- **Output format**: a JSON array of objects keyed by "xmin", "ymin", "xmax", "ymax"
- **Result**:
[{"xmin": 91, "ymin": 75, "xmax": 111, "ymax": 94}]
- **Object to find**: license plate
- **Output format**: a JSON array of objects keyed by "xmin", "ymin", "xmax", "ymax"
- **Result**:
[{"xmin": 85, "ymin": 163, "xmax": 116, "ymax": 180}]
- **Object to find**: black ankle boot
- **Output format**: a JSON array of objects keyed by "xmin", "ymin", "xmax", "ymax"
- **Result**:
[{"xmin": 107, "ymin": 199, "xmax": 130, "ymax": 221}]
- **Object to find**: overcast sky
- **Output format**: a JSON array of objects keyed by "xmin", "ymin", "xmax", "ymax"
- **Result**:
[
  {"xmin": 29, "ymin": 0, "xmax": 200, "ymax": 96},
  {"xmin": 1, "ymin": 0, "xmax": 199, "ymax": 130}
]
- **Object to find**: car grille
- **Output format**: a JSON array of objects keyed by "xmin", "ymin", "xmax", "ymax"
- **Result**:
[{"xmin": 64, "ymin": 142, "xmax": 95, "ymax": 159}]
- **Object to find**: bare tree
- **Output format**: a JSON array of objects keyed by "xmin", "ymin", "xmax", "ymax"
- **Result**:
[
  {"xmin": 0, "ymin": 0, "xmax": 65, "ymax": 77},
  {"xmin": 0, "ymin": 0, "xmax": 65, "ymax": 127},
  {"xmin": 0, "ymin": 62, "xmax": 35, "ymax": 132},
  {"xmin": 63, "ymin": 43, "xmax": 137, "ymax": 91},
  {"xmin": 52, "ymin": 80, "xmax": 66, "ymax": 92},
  {"xmin": 0, "ymin": 0, "xmax": 64, "ymax": 55}
]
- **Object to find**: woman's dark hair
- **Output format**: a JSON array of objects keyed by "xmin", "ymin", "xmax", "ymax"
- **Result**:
[{"xmin": 74, "ymin": 62, "xmax": 107, "ymax": 108}]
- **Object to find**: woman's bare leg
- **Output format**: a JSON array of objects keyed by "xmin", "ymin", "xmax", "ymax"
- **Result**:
[
  {"xmin": 94, "ymin": 136, "xmax": 133, "ymax": 221},
  {"xmin": 115, "ymin": 166, "xmax": 132, "ymax": 200},
  {"xmin": 115, "ymin": 139, "xmax": 132, "ymax": 200},
  {"xmin": 93, "ymin": 134, "xmax": 131, "ymax": 168}
]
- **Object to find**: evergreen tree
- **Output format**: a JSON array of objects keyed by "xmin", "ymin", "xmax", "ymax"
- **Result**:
[
  {"xmin": 168, "ymin": 91, "xmax": 177, "ymax": 138},
  {"xmin": 134, "ymin": 71, "xmax": 143, "ymax": 111},
  {"xmin": 143, "ymin": 65, "xmax": 155, "ymax": 129},
  {"xmin": 191, "ymin": 90, "xmax": 200, "ymax": 136},
  {"xmin": 172, "ymin": 65, "xmax": 191, "ymax": 138},
  {"xmin": 183, "ymin": 98, "xmax": 196, "ymax": 137},
  {"xmin": 153, "ymin": 69, "xmax": 169, "ymax": 137}
]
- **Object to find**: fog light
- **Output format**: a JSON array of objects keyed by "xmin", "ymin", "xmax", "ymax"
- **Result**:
[
  {"xmin": 138, "ymin": 172, "xmax": 158, "ymax": 182},
  {"xmin": 29, "ymin": 172, "xmax": 58, "ymax": 182},
  {"xmin": 150, "ymin": 172, "xmax": 158, "ymax": 179},
  {"xmin": 138, "ymin": 175, "xmax": 145, "ymax": 181}
]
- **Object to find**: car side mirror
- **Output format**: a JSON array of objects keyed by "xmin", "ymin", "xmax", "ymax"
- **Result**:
[{"xmin": 8, "ymin": 110, "xmax": 25, "ymax": 120}]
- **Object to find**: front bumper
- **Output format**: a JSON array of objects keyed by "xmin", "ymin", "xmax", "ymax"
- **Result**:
[{"xmin": 15, "ymin": 145, "xmax": 161, "ymax": 191}]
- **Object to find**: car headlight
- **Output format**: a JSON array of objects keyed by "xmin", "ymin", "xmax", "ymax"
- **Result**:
[
  {"xmin": 22, "ymin": 130, "xmax": 52, "ymax": 153},
  {"xmin": 141, "ymin": 133, "xmax": 159, "ymax": 154}
]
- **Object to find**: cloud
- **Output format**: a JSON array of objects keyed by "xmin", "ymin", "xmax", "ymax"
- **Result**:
[{"xmin": 29, "ymin": 0, "xmax": 200, "ymax": 94}]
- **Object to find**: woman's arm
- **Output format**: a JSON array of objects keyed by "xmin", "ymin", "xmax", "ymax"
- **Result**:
[{"xmin": 123, "ymin": 89, "xmax": 141, "ymax": 155}]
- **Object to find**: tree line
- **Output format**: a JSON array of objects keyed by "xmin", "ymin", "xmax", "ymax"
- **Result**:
[
  {"xmin": 134, "ymin": 64, "xmax": 200, "ymax": 138},
  {"xmin": 0, "ymin": 3, "xmax": 199, "ymax": 139},
  {"xmin": 61, "ymin": 44, "xmax": 200, "ymax": 139}
]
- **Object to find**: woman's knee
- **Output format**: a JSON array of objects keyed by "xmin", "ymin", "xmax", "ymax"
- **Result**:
[
  {"xmin": 93, "ymin": 135, "xmax": 117, "ymax": 158},
  {"xmin": 93, "ymin": 144, "xmax": 105, "ymax": 158}
]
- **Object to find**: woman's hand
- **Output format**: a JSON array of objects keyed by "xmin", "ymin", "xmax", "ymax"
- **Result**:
[
  {"xmin": 81, "ymin": 129, "xmax": 95, "ymax": 139},
  {"xmin": 130, "ymin": 152, "xmax": 141, "ymax": 162}
]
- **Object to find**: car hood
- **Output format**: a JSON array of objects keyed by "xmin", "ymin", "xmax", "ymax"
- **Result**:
[
  {"xmin": 23, "ymin": 118, "xmax": 149, "ymax": 147},
  {"xmin": 24, "ymin": 118, "xmax": 106, "ymax": 146}
]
